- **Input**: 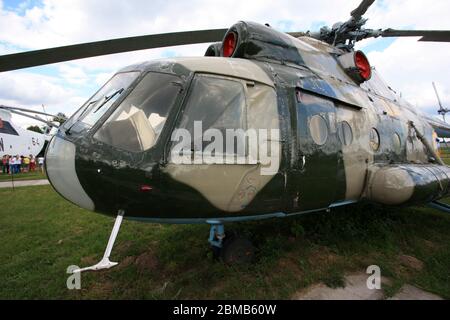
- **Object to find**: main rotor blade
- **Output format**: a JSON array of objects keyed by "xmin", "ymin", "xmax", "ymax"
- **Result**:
[
  {"xmin": 351, "ymin": 0, "xmax": 376, "ymax": 20},
  {"xmin": 381, "ymin": 29, "xmax": 450, "ymax": 42},
  {"xmin": 3, "ymin": 108, "xmax": 59, "ymax": 128},
  {"xmin": 0, "ymin": 29, "xmax": 228, "ymax": 72},
  {"xmin": 0, "ymin": 105, "xmax": 61, "ymax": 119}
]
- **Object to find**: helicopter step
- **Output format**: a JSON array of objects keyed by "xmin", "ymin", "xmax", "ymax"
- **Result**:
[
  {"xmin": 208, "ymin": 220, "xmax": 255, "ymax": 265},
  {"xmin": 73, "ymin": 210, "xmax": 124, "ymax": 273}
]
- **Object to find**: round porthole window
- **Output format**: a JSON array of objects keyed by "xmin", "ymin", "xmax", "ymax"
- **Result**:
[
  {"xmin": 309, "ymin": 115, "xmax": 328, "ymax": 146},
  {"xmin": 370, "ymin": 127, "xmax": 380, "ymax": 151},
  {"xmin": 338, "ymin": 121, "xmax": 353, "ymax": 146}
]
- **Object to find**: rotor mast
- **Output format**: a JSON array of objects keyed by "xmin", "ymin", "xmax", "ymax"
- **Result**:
[{"xmin": 305, "ymin": 0, "xmax": 450, "ymax": 50}]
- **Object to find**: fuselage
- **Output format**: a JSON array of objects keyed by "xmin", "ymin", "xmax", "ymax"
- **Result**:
[
  {"xmin": 0, "ymin": 110, "xmax": 48, "ymax": 157},
  {"xmin": 45, "ymin": 22, "xmax": 450, "ymax": 223}
]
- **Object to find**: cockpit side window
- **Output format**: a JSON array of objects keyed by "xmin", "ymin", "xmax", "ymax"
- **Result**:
[
  {"xmin": 0, "ymin": 120, "xmax": 19, "ymax": 136},
  {"xmin": 171, "ymin": 74, "xmax": 247, "ymax": 159},
  {"xmin": 94, "ymin": 72, "xmax": 182, "ymax": 152},
  {"xmin": 181, "ymin": 75, "xmax": 246, "ymax": 139}
]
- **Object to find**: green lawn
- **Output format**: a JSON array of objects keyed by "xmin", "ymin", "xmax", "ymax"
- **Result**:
[
  {"xmin": 0, "ymin": 170, "xmax": 46, "ymax": 182},
  {"xmin": 0, "ymin": 185, "xmax": 449, "ymax": 299}
]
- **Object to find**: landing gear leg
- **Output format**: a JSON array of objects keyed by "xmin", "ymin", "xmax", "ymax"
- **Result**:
[
  {"xmin": 207, "ymin": 220, "xmax": 255, "ymax": 265},
  {"xmin": 208, "ymin": 220, "xmax": 226, "ymax": 260},
  {"xmin": 73, "ymin": 210, "xmax": 125, "ymax": 273}
]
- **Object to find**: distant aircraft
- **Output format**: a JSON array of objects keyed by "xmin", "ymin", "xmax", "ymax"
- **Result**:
[{"xmin": 0, "ymin": 107, "xmax": 56, "ymax": 157}]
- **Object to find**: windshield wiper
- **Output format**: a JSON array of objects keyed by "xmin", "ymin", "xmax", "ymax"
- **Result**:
[
  {"xmin": 65, "ymin": 88, "xmax": 124, "ymax": 136},
  {"xmin": 78, "ymin": 99, "xmax": 101, "ymax": 118},
  {"xmin": 93, "ymin": 88, "xmax": 124, "ymax": 114}
]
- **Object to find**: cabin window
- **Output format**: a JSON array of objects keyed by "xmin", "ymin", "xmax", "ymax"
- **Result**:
[
  {"xmin": 94, "ymin": 72, "xmax": 182, "ymax": 152},
  {"xmin": 337, "ymin": 121, "xmax": 353, "ymax": 146},
  {"xmin": 309, "ymin": 115, "xmax": 328, "ymax": 146},
  {"xmin": 370, "ymin": 127, "xmax": 380, "ymax": 151},
  {"xmin": 170, "ymin": 74, "xmax": 247, "ymax": 160},
  {"xmin": 393, "ymin": 132, "xmax": 402, "ymax": 154}
]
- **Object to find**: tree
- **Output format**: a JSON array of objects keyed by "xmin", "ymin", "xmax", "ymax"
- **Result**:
[
  {"xmin": 53, "ymin": 112, "xmax": 68, "ymax": 125},
  {"xmin": 27, "ymin": 125, "xmax": 43, "ymax": 134}
]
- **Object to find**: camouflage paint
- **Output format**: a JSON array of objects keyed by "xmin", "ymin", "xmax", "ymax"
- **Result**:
[{"xmin": 46, "ymin": 21, "xmax": 450, "ymax": 222}]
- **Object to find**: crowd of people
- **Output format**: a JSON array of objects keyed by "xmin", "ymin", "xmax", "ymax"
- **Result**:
[{"xmin": 1, "ymin": 155, "xmax": 45, "ymax": 175}]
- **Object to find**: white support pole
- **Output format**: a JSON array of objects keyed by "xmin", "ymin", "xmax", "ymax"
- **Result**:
[{"xmin": 73, "ymin": 210, "xmax": 125, "ymax": 273}]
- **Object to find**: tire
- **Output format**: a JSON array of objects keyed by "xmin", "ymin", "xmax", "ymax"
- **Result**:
[
  {"xmin": 210, "ymin": 231, "xmax": 236, "ymax": 260},
  {"xmin": 211, "ymin": 245, "xmax": 221, "ymax": 260},
  {"xmin": 221, "ymin": 237, "xmax": 255, "ymax": 265}
]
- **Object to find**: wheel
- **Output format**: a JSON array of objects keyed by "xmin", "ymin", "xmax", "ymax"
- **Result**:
[
  {"xmin": 210, "ymin": 231, "xmax": 235, "ymax": 260},
  {"xmin": 211, "ymin": 245, "xmax": 221, "ymax": 260},
  {"xmin": 221, "ymin": 236, "xmax": 255, "ymax": 265}
]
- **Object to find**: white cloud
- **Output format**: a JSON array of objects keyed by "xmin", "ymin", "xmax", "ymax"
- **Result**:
[
  {"xmin": 94, "ymin": 72, "xmax": 114, "ymax": 86},
  {"xmin": 0, "ymin": 0, "xmax": 360, "ymax": 50},
  {"xmin": 358, "ymin": 0, "xmax": 450, "ymax": 116},
  {"xmin": 0, "ymin": 71, "xmax": 86, "ymax": 127},
  {"xmin": 367, "ymin": 38, "xmax": 450, "ymax": 108},
  {"xmin": 365, "ymin": 0, "xmax": 450, "ymax": 30},
  {"xmin": 58, "ymin": 65, "xmax": 89, "ymax": 85},
  {"xmin": 0, "ymin": 71, "xmax": 72, "ymax": 105}
]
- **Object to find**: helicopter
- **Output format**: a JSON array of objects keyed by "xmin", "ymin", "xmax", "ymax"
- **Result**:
[
  {"xmin": 0, "ymin": 106, "xmax": 58, "ymax": 158},
  {"xmin": 1, "ymin": 0, "xmax": 450, "ymax": 269}
]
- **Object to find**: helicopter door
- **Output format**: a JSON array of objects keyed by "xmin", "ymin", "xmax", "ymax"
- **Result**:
[
  {"xmin": 290, "ymin": 89, "xmax": 342, "ymax": 211},
  {"xmin": 165, "ymin": 74, "xmax": 284, "ymax": 214}
]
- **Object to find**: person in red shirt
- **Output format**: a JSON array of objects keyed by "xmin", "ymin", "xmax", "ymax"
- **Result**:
[
  {"xmin": 29, "ymin": 155, "xmax": 36, "ymax": 172},
  {"xmin": 2, "ymin": 155, "xmax": 8, "ymax": 174}
]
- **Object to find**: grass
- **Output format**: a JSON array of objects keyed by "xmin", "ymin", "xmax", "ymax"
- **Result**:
[
  {"xmin": 0, "ymin": 170, "xmax": 46, "ymax": 182},
  {"xmin": 0, "ymin": 185, "xmax": 449, "ymax": 299}
]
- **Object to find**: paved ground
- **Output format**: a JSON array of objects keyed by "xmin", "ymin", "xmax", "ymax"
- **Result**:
[
  {"xmin": 0, "ymin": 179, "xmax": 49, "ymax": 189},
  {"xmin": 292, "ymin": 273, "xmax": 443, "ymax": 300}
]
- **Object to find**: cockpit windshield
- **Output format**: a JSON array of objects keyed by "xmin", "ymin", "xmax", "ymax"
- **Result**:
[
  {"xmin": 94, "ymin": 72, "xmax": 182, "ymax": 152},
  {"xmin": 62, "ymin": 71, "xmax": 139, "ymax": 132}
]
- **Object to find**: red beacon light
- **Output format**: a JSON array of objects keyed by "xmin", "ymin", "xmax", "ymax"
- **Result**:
[
  {"xmin": 222, "ymin": 32, "xmax": 237, "ymax": 57},
  {"xmin": 354, "ymin": 51, "xmax": 371, "ymax": 81},
  {"xmin": 139, "ymin": 185, "xmax": 153, "ymax": 193},
  {"xmin": 338, "ymin": 50, "xmax": 372, "ymax": 84}
]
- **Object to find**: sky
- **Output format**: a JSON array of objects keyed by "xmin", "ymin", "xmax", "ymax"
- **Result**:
[{"xmin": 1, "ymin": 0, "xmax": 450, "ymax": 128}]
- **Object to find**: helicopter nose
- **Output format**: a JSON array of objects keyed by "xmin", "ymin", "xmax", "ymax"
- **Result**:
[{"xmin": 45, "ymin": 136, "xmax": 95, "ymax": 211}]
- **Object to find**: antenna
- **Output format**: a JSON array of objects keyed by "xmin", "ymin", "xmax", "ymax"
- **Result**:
[
  {"xmin": 41, "ymin": 104, "xmax": 50, "ymax": 121},
  {"xmin": 433, "ymin": 82, "xmax": 449, "ymax": 122},
  {"xmin": 41, "ymin": 104, "xmax": 51, "ymax": 134}
]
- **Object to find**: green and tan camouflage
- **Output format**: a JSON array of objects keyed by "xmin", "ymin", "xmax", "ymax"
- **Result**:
[{"xmin": 44, "ymin": 21, "xmax": 450, "ymax": 223}]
